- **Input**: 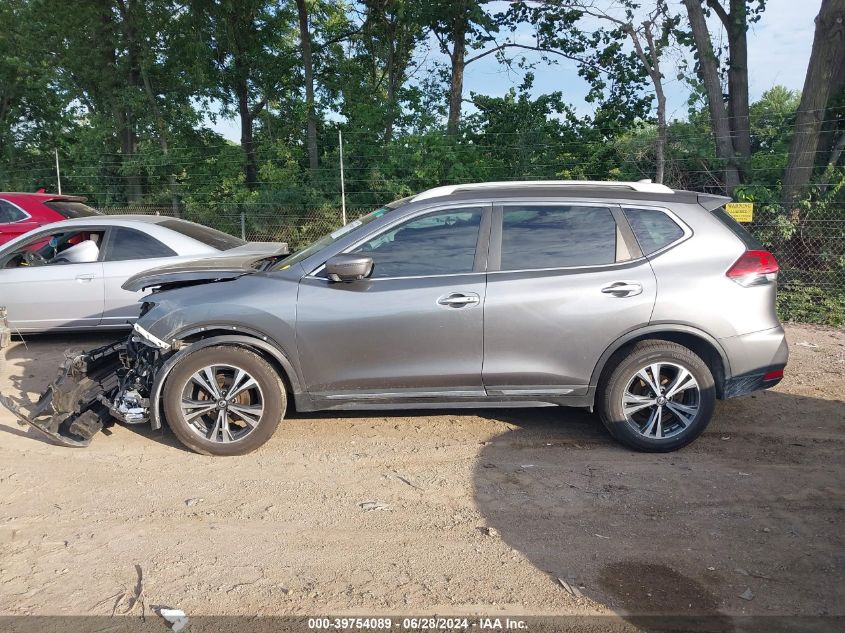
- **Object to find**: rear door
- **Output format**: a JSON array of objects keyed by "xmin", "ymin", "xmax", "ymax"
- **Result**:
[{"xmin": 482, "ymin": 201, "xmax": 657, "ymax": 396}]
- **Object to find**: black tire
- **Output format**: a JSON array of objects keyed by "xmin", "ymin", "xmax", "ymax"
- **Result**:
[
  {"xmin": 598, "ymin": 340, "xmax": 716, "ymax": 452},
  {"xmin": 162, "ymin": 345, "xmax": 286, "ymax": 456}
]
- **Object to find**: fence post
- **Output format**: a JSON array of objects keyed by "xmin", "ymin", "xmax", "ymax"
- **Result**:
[{"xmin": 240, "ymin": 212, "xmax": 246, "ymax": 240}]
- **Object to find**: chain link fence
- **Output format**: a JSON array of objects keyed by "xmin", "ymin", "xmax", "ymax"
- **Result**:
[{"xmin": 102, "ymin": 201, "xmax": 845, "ymax": 326}]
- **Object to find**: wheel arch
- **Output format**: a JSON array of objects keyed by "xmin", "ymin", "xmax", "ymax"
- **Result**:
[
  {"xmin": 590, "ymin": 324, "xmax": 731, "ymax": 400},
  {"xmin": 148, "ymin": 331, "xmax": 303, "ymax": 430}
]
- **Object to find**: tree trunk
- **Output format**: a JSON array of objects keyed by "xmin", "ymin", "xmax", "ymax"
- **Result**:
[
  {"xmin": 683, "ymin": 0, "xmax": 740, "ymax": 194},
  {"xmin": 630, "ymin": 24, "xmax": 667, "ymax": 184},
  {"xmin": 782, "ymin": 0, "xmax": 845, "ymax": 206},
  {"xmin": 140, "ymin": 66, "xmax": 181, "ymax": 216},
  {"xmin": 296, "ymin": 0, "xmax": 319, "ymax": 169},
  {"xmin": 654, "ymin": 80, "xmax": 667, "ymax": 185},
  {"xmin": 724, "ymin": 0, "xmax": 752, "ymax": 170},
  {"xmin": 446, "ymin": 10, "xmax": 468, "ymax": 136},
  {"xmin": 236, "ymin": 79, "xmax": 258, "ymax": 189}
]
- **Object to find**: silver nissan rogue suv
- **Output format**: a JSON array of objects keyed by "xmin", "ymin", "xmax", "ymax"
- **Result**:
[{"xmin": 3, "ymin": 181, "xmax": 789, "ymax": 455}]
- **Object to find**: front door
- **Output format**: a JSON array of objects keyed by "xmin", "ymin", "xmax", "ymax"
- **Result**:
[
  {"xmin": 296, "ymin": 205, "xmax": 490, "ymax": 401},
  {"xmin": 0, "ymin": 227, "xmax": 107, "ymax": 331},
  {"xmin": 482, "ymin": 202, "xmax": 657, "ymax": 396}
]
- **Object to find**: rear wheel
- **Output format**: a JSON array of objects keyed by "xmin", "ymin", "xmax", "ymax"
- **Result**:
[
  {"xmin": 162, "ymin": 345, "xmax": 285, "ymax": 456},
  {"xmin": 598, "ymin": 340, "xmax": 715, "ymax": 452}
]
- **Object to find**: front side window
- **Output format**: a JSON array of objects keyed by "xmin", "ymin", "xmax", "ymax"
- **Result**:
[
  {"xmin": 1, "ymin": 229, "xmax": 106, "ymax": 268},
  {"xmin": 501, "ymin": 205, "xmax": 617, "ymax": 270},
  {"xmin": 352, "ymin": 207, "xmax": 483, "ymax": 278},
  {"xmin": 0, "ymin": 200, "xmax": 27, "ymax": 223},
  {"xmin": 106, "ymin": 228, "xmax": 177, "ymax": 261},
  {"xmin": 623, "ymin": 208, "xmax": 685, "ymax": 255}
]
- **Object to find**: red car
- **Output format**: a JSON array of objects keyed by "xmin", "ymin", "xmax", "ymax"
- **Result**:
[{"xmin": 0, "ymin": 192, "xmax": 100, "ymax": 245}]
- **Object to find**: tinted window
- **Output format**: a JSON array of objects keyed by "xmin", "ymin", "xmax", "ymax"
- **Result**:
[
  {"xmin": 623, "ymin": 208, "xmax": 685, "ymax": 255},
  {"xmin": 0, "ymin": 200, "xmax": 27, "ymax": 223},
  {"xmin": 712, "ymin": 207, "xmax": 763, "ymax": 250},
  {"xmin": 107, "ymin": 228, "xmax": 177, "ymax": 261},
  {"xmin": 501, "ymin": 205, "xmax": 617, "ymax": 270},
  {"xmin": 353, "ymin": 208, "xmax": 482, "ymax": 278},
  {"xmin": 159, "ymin": 219, "xmax": 246, "ymax": 251},
  {"xmin": 43, "ymin": 200, "xmax": 100, "ymax": 218}
]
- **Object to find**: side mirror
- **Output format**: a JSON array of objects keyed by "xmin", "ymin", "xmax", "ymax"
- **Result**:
[{"xmin": 325, "ymin": 254, "xmax": 373, "ymax": 282}]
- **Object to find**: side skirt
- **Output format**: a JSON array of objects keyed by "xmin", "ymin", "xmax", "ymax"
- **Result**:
[{"xmin": 296, "ymin": 393, "xmax": 595, "ymax": 412}]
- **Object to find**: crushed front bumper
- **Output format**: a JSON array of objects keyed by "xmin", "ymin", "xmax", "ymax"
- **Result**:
[{"xmin": 0, "ymin": 341, "xmax": 127, "ymax": 447}]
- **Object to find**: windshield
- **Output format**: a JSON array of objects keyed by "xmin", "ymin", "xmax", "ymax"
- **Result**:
[
  {"xmin": 43, "ymin": 200, "xmax": 100, "ymax": 218},
  {"xmin": 159, "ymin": 219, "xmax": 246, "ymax": 251},
  {"xmin": 273, "ymin": 199, "xmax": 410, "ymax": 270}
]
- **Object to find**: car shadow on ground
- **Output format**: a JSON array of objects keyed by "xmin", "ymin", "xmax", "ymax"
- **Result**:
[{"xmin": 471, "ymin": 392, "xmax": 844, "ymax": 632}]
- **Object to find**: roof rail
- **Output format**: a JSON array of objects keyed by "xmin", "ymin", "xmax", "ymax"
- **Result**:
[{"xmin": 413, "ymin": 180, "xmax": 674, "ymax": 202}]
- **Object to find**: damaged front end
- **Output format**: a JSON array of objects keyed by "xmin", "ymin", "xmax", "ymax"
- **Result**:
[{"xmin": 0, "ymin": 326, "xmax": 166, "ymax": 447}]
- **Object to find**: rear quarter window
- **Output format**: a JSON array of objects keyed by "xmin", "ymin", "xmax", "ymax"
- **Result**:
[
  {"xmin": 623, "ymin": 208, "xmax": 685, "ymax": 255},
  {"xmin": 43, "ymin": 200, "xmax": 101, "ymax": 218},
  {"xmin": 159, "ymin": 219, "xmax": 246, "ymax": 251}
]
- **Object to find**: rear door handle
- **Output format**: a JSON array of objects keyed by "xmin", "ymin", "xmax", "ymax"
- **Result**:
[
  {"xmin": 601, "ymin": 281, "xmax": 643, "ymax": 297},
  {"xmin": 437, "ymin": 292, "xmax": 480, "ymax": 308},
  {"xmin": 76, "ymin": 273, "xmax": 95, "ymax": 283}
]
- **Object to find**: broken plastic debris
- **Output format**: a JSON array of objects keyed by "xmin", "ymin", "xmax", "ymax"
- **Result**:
[
  {"xmin": 739, "ymin": 588, "xmax": 754, "ymax": 601},
  {"xmin": 557, "ymin": 578, "xmax": 583, "ymax": 598},
  {"xmin": 160, "ymin": 608, "xmax": 189, "ymax": 632},
  {"xmin": 358, "ymin": 500, "xmax": 390, "ymax": 511}
]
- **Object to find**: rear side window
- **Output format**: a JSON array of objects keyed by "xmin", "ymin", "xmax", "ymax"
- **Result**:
[
  {"xmin": 501, "ymin": 205, "xmax": 617, "ymax": 270},
  {"xmin": 159, "ymin": 219, "xmax": 246, "ymax": 251},
  {"xmin": 43, "ymin": 200, "xmax": 100, "ymax": 218},
  {"xmin": 107, "ymin": 228, "xmax": 177, "ymax": 261},
  {"xmin": 0, "ymin": 200, "xmax": 28, "ymax": 223},
  {"xmin": 623, "ymin": 208, "xmax": 685, "ymax": 255},
  {"xmin": 712, "ymin": 207, "xmax": 763, "ymax": 249}
]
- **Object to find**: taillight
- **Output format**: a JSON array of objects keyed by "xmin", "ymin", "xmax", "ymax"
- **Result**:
[{"xmin": 726, "ymin": 250, "xmax": 779, "ymax": 287}]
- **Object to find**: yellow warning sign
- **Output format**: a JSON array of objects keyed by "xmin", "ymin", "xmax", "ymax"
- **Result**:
[{"xmin": 725, "ymin": 202, "xmax": 754, "ymax": 222}]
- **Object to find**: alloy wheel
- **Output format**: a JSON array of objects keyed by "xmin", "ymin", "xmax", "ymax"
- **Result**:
[
  {"xmin": 179, "ymin": 363, "xmax": 265, "ymax": 444},
  {"xmin": 621, "ymin": 362, "xmax": 701, "ymax": 440}
]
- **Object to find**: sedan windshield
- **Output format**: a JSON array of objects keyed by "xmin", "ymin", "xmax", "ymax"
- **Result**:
[{"xmin": 273, "ymin": 197, "xmax": 411, "ymax": 270}]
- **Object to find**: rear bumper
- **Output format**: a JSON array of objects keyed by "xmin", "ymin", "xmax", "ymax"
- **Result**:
[
  {"xmin": 722, "ymin": 366, "xmax": 785, "ymax": 399},
  {"xmin": 719, "ymin": 325, "xmax": 789, "ymax": 399}
]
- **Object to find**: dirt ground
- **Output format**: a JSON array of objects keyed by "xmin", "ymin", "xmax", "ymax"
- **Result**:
[{"xmin": 0, "ymin": 324, "xmax": 842, "ymax": 629}]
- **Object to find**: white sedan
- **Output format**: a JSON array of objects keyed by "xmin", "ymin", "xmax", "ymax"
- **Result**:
[{"xmin": 0, "ymin": 215, "xmax": 286, "ymax": 332}]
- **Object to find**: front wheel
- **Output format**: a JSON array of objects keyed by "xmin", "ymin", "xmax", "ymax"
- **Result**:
[
  {"xmin": 598, "ymin": 340, "xmax": 716, "ymax": 452},
  {"xmin": 162, "ymin": 345, "xmax": 286, "ymax": 456}
]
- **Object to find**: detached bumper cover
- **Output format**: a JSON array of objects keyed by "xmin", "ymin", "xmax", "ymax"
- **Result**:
[{"xmin": 0, "ymin": 341, "xmax": 125, "ymax": 447}]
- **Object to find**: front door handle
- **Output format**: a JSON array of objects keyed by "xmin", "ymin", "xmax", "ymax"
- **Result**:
[
  {"xmin": 601, "ymin": 281, "xmax": 643, "ymax": 297},
  {"xmin": 76, "ymin": 273, "xmax": 95, "ymax": 283},
  {"xmin": 437, "ymin": 292, "xmax": 480, "ymax": 308}
]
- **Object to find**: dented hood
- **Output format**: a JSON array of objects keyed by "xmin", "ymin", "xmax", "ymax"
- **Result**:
[{"xmin": 123, "ymin": 242, "xmax": 288, "ymax": 292}]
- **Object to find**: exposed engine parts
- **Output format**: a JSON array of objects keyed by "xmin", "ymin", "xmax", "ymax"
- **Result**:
[{"xmin": 0, "ymin": 335, "xmax": 162, "ymax": 447}]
